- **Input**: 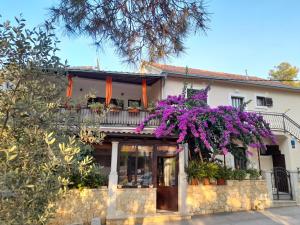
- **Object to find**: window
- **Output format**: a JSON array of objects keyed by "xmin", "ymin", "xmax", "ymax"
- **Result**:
[
  {"xmin": 128, "ymin": 99, "xmax": 141, "ymax": 108},
  {"xmin": 256, "ymin": 96, "xmax": 273, "ymax": 107},
  {"xmin": 87, "ymin": 97, "xmax": 124, "ymax": 108},
  {"xmin": 93, "ymin": 143, "xmax": 112, "ymax": 176},
  {"xmin": 118, "ymin": 145, "xmax": 153, "ymax": 187},
  {"xmin": 187, "ymin": 88, "xmax": 208, "ymax": 103},
  {"xmin": 231, "ymin": 96, "xmax": 244, "ymax": 108}
]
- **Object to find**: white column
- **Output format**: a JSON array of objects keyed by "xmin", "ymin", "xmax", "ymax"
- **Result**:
[
  {"xmin": 178, "ymin": 144, "xmax": 188, "ymax": 215},
  {"xmin": 225, "ymin": 152, "xmax": 235, "ymax": 168},
  {"xmin": 264, "ymin": 171, "xmax": 274, "ymax": 204},
  {"xmin": 107, "ymin": 141, "xmax": 119, "ymax": 219},
  {"xmin": 290, "ymin": 171, "xmax": 299, "ymax": 202}
]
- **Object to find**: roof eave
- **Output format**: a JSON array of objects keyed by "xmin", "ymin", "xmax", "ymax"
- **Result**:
[{"xmin": 162, "ymin": 71, "xmax": 300, "ymax": 92}]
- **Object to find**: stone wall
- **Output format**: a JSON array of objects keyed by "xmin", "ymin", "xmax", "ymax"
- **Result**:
[
  {"xmin": 49, "ymin": 188, "xmax": 108, "ymax": 225},
  {"xmin": 114, "ymin": 188, "xmax": 156, "ymax": 218},
  {"xmin": 187, "ymin": 180, "xmax": 271, "ymax": 215}
]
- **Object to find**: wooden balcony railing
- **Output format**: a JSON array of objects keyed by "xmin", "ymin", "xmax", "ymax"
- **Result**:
[{"xmin": 58, "ymin": 108, "xmax": 159, "ymax": 127}]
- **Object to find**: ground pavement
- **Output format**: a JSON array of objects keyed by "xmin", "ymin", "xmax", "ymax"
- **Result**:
[{"xmin": 145, "ymin": 206, "xmax": 300, "ymax": 225}]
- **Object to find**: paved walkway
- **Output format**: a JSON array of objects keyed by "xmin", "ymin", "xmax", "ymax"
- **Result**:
[{"xmin": 154, "ymin": 207, "xmax": 300, "ymax": 225}]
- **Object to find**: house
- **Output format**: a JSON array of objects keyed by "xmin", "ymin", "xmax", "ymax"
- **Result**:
[{"xmin": 54, "ymin": 63, "xmax": 300, "ymax": 225}]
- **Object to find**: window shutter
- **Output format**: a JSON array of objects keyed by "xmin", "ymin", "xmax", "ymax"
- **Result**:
[{"xmin": 265, "ymin": 98, "xmax": 273, "ymax": 107}]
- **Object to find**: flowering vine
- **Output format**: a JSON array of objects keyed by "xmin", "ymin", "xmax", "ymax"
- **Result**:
[{"xmin": 137, "ymin": 86, "xmax": 276, "ymax": 160}]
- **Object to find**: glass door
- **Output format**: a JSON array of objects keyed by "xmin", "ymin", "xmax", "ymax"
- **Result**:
[{"xmin": 156, "ymin": 145, "xmax": 178, "ymax": 211}]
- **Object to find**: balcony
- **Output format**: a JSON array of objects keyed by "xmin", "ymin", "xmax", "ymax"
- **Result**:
[{"xmin": 58, "ymin": 108, "xmax": 159, "ymax": 127}]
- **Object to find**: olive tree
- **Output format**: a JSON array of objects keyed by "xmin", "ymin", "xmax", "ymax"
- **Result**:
[{"xmin": 0, "ymin": 17, "xmax": 101, "ymax": 225}]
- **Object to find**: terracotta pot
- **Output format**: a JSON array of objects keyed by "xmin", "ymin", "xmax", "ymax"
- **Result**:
[
  {"xmin": 128, "ymin": 108, "xmax": 140, "ymax": 113},
  {"xmin": 190, "ymin": 178, "xmax": 199, "ymax": 185},
  {"xmin": 202, "ymin": 178, "xmax": 210, "ymax": 185},
  {"xmin": 110, "ymin": 107, "xmax": 121, "ymax": 112},
  {"xmin": 217, "ymin": 178, "xmax": 226, "ymax": 185}
]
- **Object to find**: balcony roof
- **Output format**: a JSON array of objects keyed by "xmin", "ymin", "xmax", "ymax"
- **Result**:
[{"xmin": 67, "ymin": 68, "xmax": 164, "ymax": 85}]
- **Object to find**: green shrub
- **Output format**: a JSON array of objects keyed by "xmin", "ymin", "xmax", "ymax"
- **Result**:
[
  {"xmin": 204, "ymin": 162, "xmax": 219, "ymax": 179},
  {"xmin": 215, "ymin": 166, "xmax": 232, "ymax": 180},
  {"xmin": 186, "ymin": 160, "xmax": 201, "ymax": 182},
  {"xmin": 246, "ymin": 168, "xmax": 260, "ymax": 180},
  {"xmin": 231, "ymin": 169, "xmax": 247, "ymax": 181}
]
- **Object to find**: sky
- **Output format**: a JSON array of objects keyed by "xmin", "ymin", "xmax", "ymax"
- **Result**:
[{"xmin": 1, "ymin": 0, "xmax": 300, "ymax": 79}]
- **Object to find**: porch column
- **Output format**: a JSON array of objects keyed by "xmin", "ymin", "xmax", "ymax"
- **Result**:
[
  {"xmin": 225, "ymin": 152, "xmax": 235, "ymax": 168},
  {"xmin": 290, "ymin": 171, "xmax": 299, "ymax": 202},
  {"xmin": 178, "ymin": 144, "xmax": 188, "ymax": 215},
  {"xmin": 264, "ymin": 171, "xmax": 274, "ymax": 204},
  {"xmin": 107, "ymin": 141, "xmax": 119, "ymax": 219}
]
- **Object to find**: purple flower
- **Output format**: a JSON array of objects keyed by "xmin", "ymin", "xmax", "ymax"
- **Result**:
[{"xmin": 136, "ymin": 86, "xmax": 276, "ymax": 157}]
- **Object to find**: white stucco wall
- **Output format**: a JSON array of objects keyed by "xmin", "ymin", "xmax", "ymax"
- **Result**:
[{"xmin": 164, "ymin": 77, "xmax": 300, "ymax": 124}]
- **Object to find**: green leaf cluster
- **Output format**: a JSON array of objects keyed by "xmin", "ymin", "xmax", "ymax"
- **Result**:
[{"xmin": 0, "ymin": 17, "xmax": 105, "ymax": 225}]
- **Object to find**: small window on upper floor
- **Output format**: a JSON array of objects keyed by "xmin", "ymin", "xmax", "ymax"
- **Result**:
[
  {"xmin": 187, "ymin": 88, "xmax": 208, "ymax": 103},
  {"xmin": 256, "ymin": 96, "xmax": 273, "ymax": 107},
  {"xmin": 231, "ymin": 96, "xmax": 244, "ymax": 108}
]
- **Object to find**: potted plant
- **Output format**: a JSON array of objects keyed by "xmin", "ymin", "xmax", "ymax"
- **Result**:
[
  {"xmin": 89, "ymin": 102, "xmax": 105, "ymax": 114},
  {"xmin": 128, "ymin": 101, "xmax": 141, "ymax": 113},
  {"xmin": 109, "ymin": 103, "xmax": 122, "ymax": 112},
  {"xmin": 215, "ymin": 166, "xmax": 232, "ymax": 185},
  {"xmin": 231, "ymin": 169, "xmax": 247, "ymax": 181},
  {"xmin": 146, "ymin": 101, "xmax": 156, "ymax": 113},
  {"xmin": 109, "ymin": 99, "xmax": 123, "ymax": 112},
  {"xmin": 246, "ymin": 168, "xmax": 260, "ymax": 180},
  {"xmin": 186, "ymin": 160, "xmax": 201, "ymax": 185},
  {"xmin": 198, "ymin": 162, "xmax": 218, "ymax": 185}
]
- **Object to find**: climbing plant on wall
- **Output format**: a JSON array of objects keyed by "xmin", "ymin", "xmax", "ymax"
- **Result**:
[{"xmin": 137, "ymin": 87, "xmax": 276, "ymax": 161}]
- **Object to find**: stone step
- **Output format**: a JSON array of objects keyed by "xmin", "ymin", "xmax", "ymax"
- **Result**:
[
  {"xmin": 106, "ymin": 213, "xmax": 191, "ymax": 225},
  {"xmin": 272, "ymin": 200, "xmax": 298, "ymax": 208}
]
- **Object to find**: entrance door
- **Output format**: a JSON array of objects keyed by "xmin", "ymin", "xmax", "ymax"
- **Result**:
[
  {"xmin": 272, "ymin": 153, "xmax": 289, "ymax": 193},
  {"xmin": 156, "ymin": 156, "xmax": 178, "ymax": 211}
]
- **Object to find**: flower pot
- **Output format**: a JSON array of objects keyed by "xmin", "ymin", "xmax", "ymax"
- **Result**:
[
  {"xmin": 202, "ymin": 178, "xmax": 210, "ymax": 185},
  {"xmin": 190, "ymin": 178, "xmax": 199, "ymax": 185},
  {"xmin": 128, "ymin": 108, "xmax": 140, "ymax": 113},
  {"xmin": 110, "ymin": 107, "xmax": 121, "ymax": 112},
  {"xmin": 217, "ymin": 178, "xmax": 226, "ymax": 185}
]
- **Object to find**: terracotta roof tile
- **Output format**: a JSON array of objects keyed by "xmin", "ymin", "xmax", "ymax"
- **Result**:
[{"xmin": 148, "ymin": 62, "xmax": 297, "ymax": 89}]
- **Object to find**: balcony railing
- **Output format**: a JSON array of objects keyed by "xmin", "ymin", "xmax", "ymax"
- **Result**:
[
  {"xmin": 58, "ymin": 108, "xmax": 300, "ymax": 141},
  {"xmin": 257, "ymin": 112, "xmax": 300, "ymax": 142},
  {"xmin": 58, "ymin": 108, "xmax": 159, "ymax": 127}
]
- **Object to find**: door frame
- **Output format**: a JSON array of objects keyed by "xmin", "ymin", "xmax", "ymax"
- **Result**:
[{"xmin": 155, "ymin": 153, "xmax": 179, "ymax": 211}]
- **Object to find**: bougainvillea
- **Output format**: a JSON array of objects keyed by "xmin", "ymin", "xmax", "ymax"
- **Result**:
[{"xmin": 137, "ymin": 86, "xmax": 276, "ymax": 160}]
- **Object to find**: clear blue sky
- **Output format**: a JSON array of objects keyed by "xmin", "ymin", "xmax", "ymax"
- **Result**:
[{"xmin": 1, "ymin": 0, "xmax": 300, "ymax": 79}]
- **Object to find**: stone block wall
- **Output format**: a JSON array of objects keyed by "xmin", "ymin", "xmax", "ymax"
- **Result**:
[
  {"xmin": 114, "ymin": 188, "xmax": 156, "ymax": 217},
  {"xmin": 187, "ymin": 180, "xmax": 271, "ymax": 215},
  {"xmin": 49, "ymin": 188, "xmax": 108, "ymax": 225}
]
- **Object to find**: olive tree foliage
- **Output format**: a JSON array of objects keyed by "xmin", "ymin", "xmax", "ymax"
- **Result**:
[
  {"xmin": 50, "ymin": 0, "xmax": 209, "ymax": 64},
  {"xmin": 0, "ymin": 17, "xmax": 100, "ymax": 225}
]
